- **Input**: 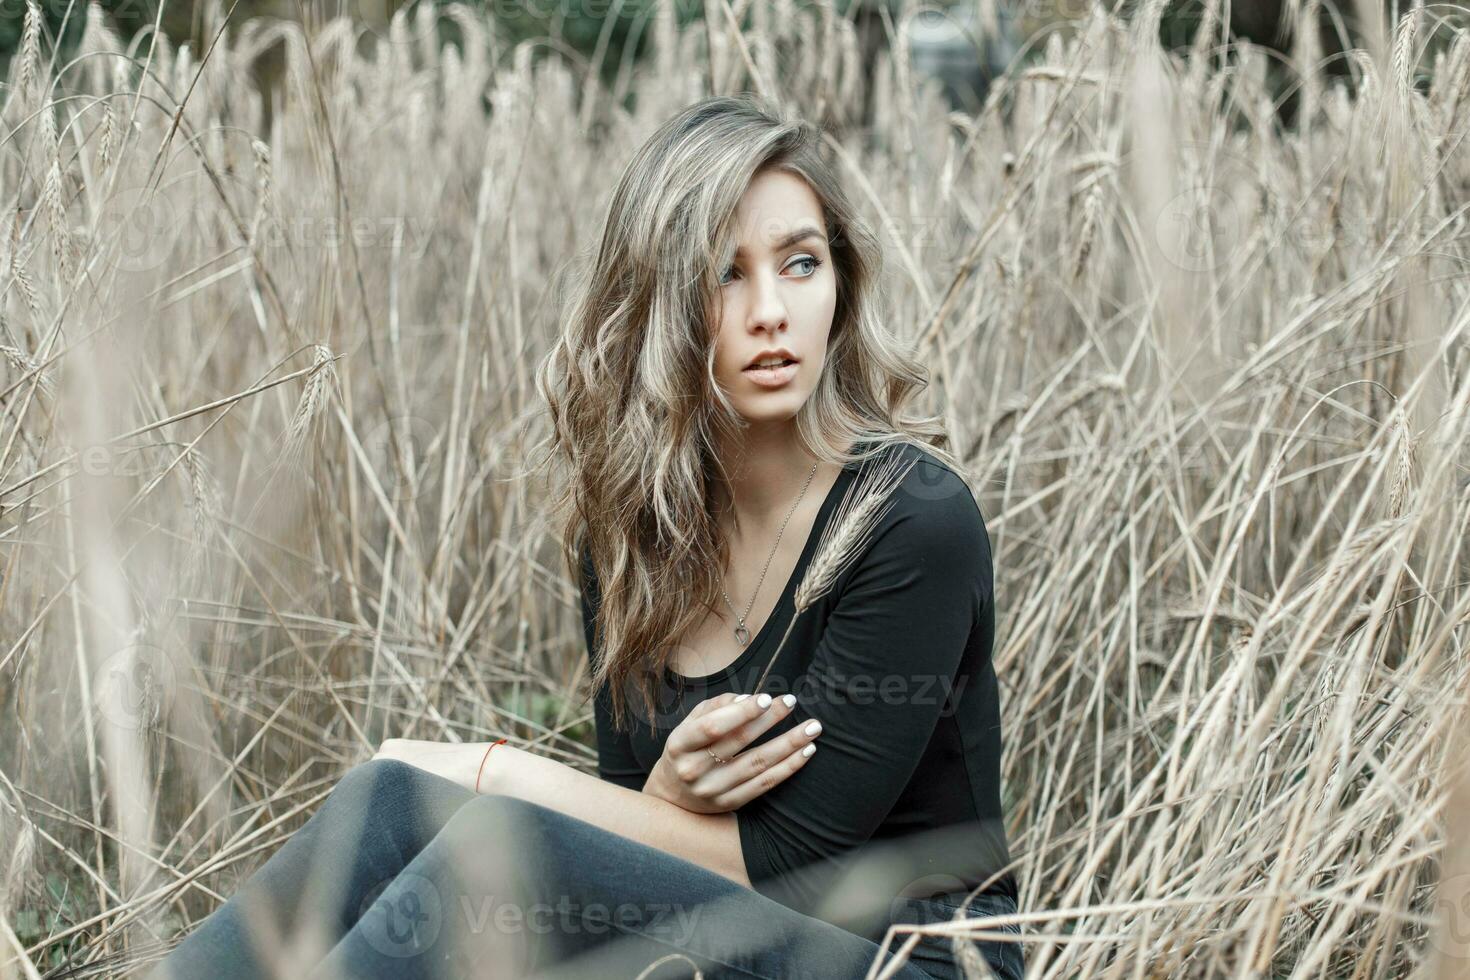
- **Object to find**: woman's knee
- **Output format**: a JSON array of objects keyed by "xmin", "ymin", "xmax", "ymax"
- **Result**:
[
  {"xmin": 439, "ymin": 792, "xmax": 540, "ymax": 837},
  {"xmin": 430, "ymin": 793, "xmax": 560, "ymax": 877},
  {"xmin": 331, "ymin": 757, "xmax": 442, "ymax": 810}
]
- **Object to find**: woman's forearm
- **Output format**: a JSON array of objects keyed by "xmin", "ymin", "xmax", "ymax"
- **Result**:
[{"xmin": 479, "ymin": 743, "xmax": 755, "ymax": 890}]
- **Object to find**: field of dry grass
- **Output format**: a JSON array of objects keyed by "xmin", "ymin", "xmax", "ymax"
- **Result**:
[{"xmin": 0, "ymin": 0, "xmax": 1468, "ymax": 976}]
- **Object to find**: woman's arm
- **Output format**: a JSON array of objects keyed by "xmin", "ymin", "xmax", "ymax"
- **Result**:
[
  {"xmin": 731, "ymin": 458, "xmax": 994, "ymax": 908},
  {"xmin": 371, "ymin": 735, "xmax": 755, "ymax": 887},
  {"xmin": 444, "ymin": 537, "xmax": 751, "ymax": 887},
  {"xmin": 478, "ymin": 743, "xmax": 755, "ymax": 889}
]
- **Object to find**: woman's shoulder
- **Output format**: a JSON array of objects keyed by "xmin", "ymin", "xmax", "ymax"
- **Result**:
[
  {"xmin": 836, "ymin": 438, "xmax": 991, "ymax": 586},
  {"xmin": 823, "ymin": 439, "xmax": 992, "ymax": 619},
  {"xmin": 849, "ymin": 439, "xmax": 986, "ymax": 535}
]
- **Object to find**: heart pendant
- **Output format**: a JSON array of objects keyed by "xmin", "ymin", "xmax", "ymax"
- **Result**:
[{"xmin": 734, "ymin": 624, "xmax": 751, "ymax": 646}]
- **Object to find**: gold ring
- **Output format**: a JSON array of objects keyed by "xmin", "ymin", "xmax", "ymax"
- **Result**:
[{"xmin": 707, "ymin": 748, "xmax": 728, "ymax": 764}]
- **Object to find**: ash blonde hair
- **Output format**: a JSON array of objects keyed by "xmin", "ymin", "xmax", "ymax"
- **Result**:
[{"xmin": 531, "ymin": 94, "xmax": 961, "ymax": 732}]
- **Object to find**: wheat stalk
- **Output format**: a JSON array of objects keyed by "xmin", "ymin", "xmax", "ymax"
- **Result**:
[
  {"xmin": 1386, "ymin": 401, "xmax": 1416, "ymax": 519},
  {"xmin": 745, "ymin": 446, "xmax": 920, "ymax": 696},
  {"xmin": 0, "ymin": 343, "xmax": 54, "ymax": 398},
  {"xmin": 1070, "ymin": 175, "xmax": 1104, "ymax": 282},
  {"xmin": 9, "ymin": 247, "xmax": 44, "ymax": 324},
  {"xmin": 13, "ymin": 1, "xmax": 42, "ymax": 116},
  {"xmin": 39, "ymin": 105, "xmax": 72, "ymax": 285},
  {"xmin": 275, "ymin": 343, "xmax": 337, "ymax": 477},
  {"xmin": 180, "ymin": 446, "xmax": 222, "ymax": 583}
]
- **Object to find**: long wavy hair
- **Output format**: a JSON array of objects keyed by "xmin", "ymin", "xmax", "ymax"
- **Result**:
[{"xmin": 531, "ymin": 94, "xmax": 962, "ymax": 733}]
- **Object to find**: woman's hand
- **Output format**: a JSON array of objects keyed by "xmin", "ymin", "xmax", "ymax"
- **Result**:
[
  {"xmin": 643, "ymin": 692, "xmax": 822, "ymax": 814},
  {"xmin": 372, "ymin": 738, "xmax": 498, "ymax": 794}
]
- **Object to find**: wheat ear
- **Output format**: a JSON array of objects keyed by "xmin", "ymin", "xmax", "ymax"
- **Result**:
[{"xmin": 746, "ymin": 448, "xmax": 920, "ymax": 695}]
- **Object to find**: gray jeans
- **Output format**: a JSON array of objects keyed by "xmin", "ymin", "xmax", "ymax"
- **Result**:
[{"xmin": 145, "ymin": 758, "xmax": 1024, "ymax": 979}]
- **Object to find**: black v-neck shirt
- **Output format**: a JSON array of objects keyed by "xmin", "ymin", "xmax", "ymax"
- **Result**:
[{"xmin": 578, "ymin": 440, "xmax": 1019, "ymax": 935}]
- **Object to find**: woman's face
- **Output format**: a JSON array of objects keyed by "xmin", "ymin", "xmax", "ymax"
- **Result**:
[{"xmin": 710, "ymin": 169, "xmax": 837, "ymax": 425}]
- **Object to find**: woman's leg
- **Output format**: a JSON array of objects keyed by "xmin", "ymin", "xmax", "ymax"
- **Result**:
[
  {"xmin": 304, "ymin": 793, "xmax": 952, "ymax": 980},
  {"xmin": 887, "ymin": 891, "xmax": 1026, "ymax": 980},
  {"xmin": 146, "ymin": 759, "xmax": 475, "ymax": 980}
]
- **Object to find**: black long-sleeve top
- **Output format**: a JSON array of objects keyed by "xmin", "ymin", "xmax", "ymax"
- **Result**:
[{"xmin": 578, "ymin": 440, "xmax": 1019, "ymax": 938}]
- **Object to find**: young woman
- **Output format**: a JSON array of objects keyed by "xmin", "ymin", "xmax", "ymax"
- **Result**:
[{"xmin": 142, "ymin": 95, "xmax": 1023, "ymax": 980}]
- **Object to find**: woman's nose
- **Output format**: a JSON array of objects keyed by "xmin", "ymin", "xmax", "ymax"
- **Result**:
[{"xmin": 747, "ymin": 268, "xmax": 789, "ymax": 333}]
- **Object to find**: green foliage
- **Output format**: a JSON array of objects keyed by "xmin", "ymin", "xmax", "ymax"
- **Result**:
[
  {"xmin": 0, "ymin": 0, "xmax": 688, "ymax": 70},
  {"xmin": 502, "ymin": 685, "xmax": 594, "ymax": 745},
  {"xmin": 14, "ymin": 870, "xmax": 101, "ymax": 969},
  {"xmin": 0, "ymin": 0, "xmax": 176, "ymax": 63}
]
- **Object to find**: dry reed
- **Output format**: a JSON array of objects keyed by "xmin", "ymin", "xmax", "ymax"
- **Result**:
[{"xmin": 0, "ymin": 0, "xmax": 1465, "ymax": 978}]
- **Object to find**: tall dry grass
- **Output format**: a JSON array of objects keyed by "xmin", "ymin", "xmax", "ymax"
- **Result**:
[{"xmin": 0, "ymin": 0, "xmax": 1467, "ymax": 976}]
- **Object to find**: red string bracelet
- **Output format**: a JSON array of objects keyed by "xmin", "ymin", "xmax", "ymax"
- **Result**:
[{"xmin": 474, "ymin": 738, "xmax": 508, "ymax": 793}]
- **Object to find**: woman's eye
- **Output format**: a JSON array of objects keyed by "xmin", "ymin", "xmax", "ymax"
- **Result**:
[{"xmin": 718, "ymin": 255, "xmax": 823, "ymax": 286}]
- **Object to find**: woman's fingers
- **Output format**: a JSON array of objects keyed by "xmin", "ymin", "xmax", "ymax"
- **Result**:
[
  {"xmin": 667, "ymin": 691, "xmax": 779, "ymax": 760},
  {"xmin": 703, "ymin": 693, "xmax": 799, "ymax": 761},
  {"xmin": 666, "ymin": 693, "xmax": 825, "ymax": 810},
  {"xmin": 695, "ymin": 709, "xmax": 824, "ymax": 798},
  {"xmin": 710, "ymin": 737, "xmax": 819, "ymax": 809}
]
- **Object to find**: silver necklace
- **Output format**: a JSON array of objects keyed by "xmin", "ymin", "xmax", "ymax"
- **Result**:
[{"xmin": 718, "ymin": 460, "xmax": 820, "ymax": 647}]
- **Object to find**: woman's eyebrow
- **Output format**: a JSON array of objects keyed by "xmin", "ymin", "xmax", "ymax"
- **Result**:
[{"xmin": 733, "ymin": 227, "xmax": 827, "ymax": 256}]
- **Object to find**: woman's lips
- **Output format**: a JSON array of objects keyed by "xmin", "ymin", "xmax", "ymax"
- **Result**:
[{"xmin": 742, "ymin": 361, "xmax": 798, "ymax": 388}]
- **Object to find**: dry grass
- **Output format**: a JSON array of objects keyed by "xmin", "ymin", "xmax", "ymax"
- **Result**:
[{"xmin": 0, "ymin": 0, "xmax": 1467, "ymax": 977}]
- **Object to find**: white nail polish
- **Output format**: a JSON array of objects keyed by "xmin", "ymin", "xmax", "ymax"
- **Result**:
[
  {"xmin": 757, "ymin": 693, "xmax": 772, "ymax": 709},
  {"xmin": 734, "ymin": 694, "xmax": 750, "ymax": 702},
  {"xmin": 802, "ymin": 744, "xmax": 816, "ymax": 756},
  {"xmin": 804, "ymin": 720, "xmax": 822, "ymax": 736},
  {"xmin": 782, "ymin": 694, "xmax": 796, "ymax": 707}
]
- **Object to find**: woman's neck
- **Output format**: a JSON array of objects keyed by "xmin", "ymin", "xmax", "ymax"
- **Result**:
[
  {"xmin": 712, "ymin": 423, "xmax": 821, "ymax": 533},
  {"xmin": 711, "ymin": 426, "xmax": 864, "ymax": 541}
]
